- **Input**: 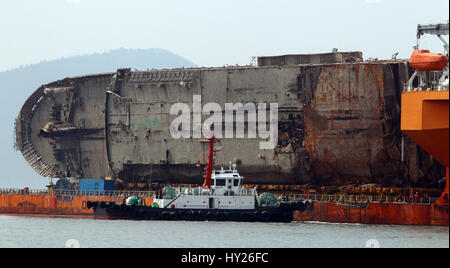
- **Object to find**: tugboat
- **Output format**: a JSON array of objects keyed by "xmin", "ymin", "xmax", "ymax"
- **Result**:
[{"xmin": 89, "ymin": 137, "xmax": 310, "ymax": 222}]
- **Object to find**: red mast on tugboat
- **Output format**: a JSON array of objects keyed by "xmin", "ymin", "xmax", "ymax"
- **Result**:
[{"xmin": 203, "ymin": 136, "xmax": 219, "ymax": 190}]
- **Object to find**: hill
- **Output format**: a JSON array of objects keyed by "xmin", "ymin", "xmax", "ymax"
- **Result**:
[{"xmin": 0, "ymin": 48, "xmax": 196, "ymax": 188}]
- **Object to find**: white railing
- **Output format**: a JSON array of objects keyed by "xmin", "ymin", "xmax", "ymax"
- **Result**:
[
  {"xmin": 0, "ymin": 188, "xmax": 155, "ymax": 198},
  {"xmin": 172, "ymin": 186, "xmax": 258, "ymax": 197},
  {"xmin": 0, "ymin": 187, "xmax": 257, "ymax": 198},
  {"xmin": 0, "ymin": 188, "xmax": 438, "ymax": 205},
  {"xmin": 0, "ymin": 189, "xmax": 49, "ymax": 195},
  {"xmin": 290, "ymin": 193, "xmax": 437, "ymax": 205},
  {"xmin": 405, "ymin": 69, "xmax": 449, "ymax": 92}
]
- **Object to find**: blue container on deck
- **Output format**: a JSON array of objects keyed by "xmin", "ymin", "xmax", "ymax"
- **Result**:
[{"xmin": 78, "ymin": 179, "xmax": 115, "ymax": 194}]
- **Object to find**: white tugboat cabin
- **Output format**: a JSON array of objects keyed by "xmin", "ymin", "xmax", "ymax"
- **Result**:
[{"xmin": 153, "ymin": 164, "xmax": 258, "ymax": 210}]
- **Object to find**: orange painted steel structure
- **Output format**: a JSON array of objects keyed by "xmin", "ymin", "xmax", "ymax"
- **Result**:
[
  {"xmin": 401, "ymin": 90, "xmax": 449, "ymax": 205},
  {"xmin": 0, "ymin": 194, "xmax": 153, "ymax": 216},
  {"xmin": 293, "ymin": 201, "xmax": 448, "ymax": 226},
  {"xmin": 396, "ymin": 89, "xmax": 448, "ymax": 225}
]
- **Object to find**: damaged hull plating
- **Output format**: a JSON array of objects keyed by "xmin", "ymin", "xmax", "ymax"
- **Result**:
[{"xmin": 15, "ymin": 57, "xmax": 445, "ymax": 187}]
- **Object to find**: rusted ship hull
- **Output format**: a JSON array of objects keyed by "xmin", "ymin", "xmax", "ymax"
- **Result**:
[
  {"xmin": 293, "ymin": 201, "xmax": 449, "ymax": 226},
  {"xmin": 14, "ymin": 56, "xmax": 445, "ymax": 187}
]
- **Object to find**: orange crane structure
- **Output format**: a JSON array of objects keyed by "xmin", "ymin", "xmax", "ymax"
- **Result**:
[{"xmin": 401, "ymin": 22, "xmax": 449, "ymax": 206}]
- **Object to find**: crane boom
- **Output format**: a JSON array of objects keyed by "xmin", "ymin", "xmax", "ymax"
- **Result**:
[
  {"xmin": 417, "ymin": 22, "xmax": 449, "ymax": 38},
  {"xmin": 416, "ymin": 22, "xmax": 449, "ymax": 56}
]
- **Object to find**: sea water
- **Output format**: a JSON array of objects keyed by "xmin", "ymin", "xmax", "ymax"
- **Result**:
[{"xmin": 0, "ymin": 215, "xmax": 448, "ymax": 248}]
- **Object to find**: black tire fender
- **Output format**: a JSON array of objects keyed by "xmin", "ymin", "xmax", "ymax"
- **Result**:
[{"xmin": 305, "ymin": 201, "xmax": 314, "ymax": 212}]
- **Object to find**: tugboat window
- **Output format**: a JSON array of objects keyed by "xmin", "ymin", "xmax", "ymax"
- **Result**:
[
  {"xmin": 233, "ymin": 179, "xmax": 239, "ymax": 186},
  {"xmin": 216, "ymin": 179, "xmax": 226, "ymax": 186}
]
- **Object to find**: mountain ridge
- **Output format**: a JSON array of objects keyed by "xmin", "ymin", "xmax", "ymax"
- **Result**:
[
  {"xmin": 1, "ymin": 48, "xmax": 197, "ymax": 73},
  {"xmin": 0, "ymin": 48, "xmax": 197, "ymax": 188}
]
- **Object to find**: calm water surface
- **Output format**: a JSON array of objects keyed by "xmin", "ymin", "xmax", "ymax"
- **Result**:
[{"xmin": 0, "ymin": 215, "xmax": 448, "ymax": 248}]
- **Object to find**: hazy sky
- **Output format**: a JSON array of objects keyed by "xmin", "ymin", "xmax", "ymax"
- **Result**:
[{"xmin": 1, "ymin": 0, "xmax": 449, "ymax": 72}]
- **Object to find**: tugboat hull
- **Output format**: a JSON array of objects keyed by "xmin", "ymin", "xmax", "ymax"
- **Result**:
[{"xmin": 90, "ymin": 201, "xmax": 308, "ymax": 223}]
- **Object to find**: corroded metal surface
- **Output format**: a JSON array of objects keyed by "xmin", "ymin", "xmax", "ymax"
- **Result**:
[
  {"xmin": 0, "ymin": 193, "xmax": 153, "ymax": 216},
  {"xmin": 15, "ymin": 53, "xmax": 445, "ymax": 187},
  {"xmin": 293, "ymin": 201, "xmax": 449, "ymax": 226},
  {"xmin": 257, "ymin": 51, "xmax": 363, "ymax": 66}
]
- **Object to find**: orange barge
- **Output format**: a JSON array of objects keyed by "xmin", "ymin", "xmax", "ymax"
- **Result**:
[
  {"xmin": 0, "ymin": 191, "xmax": 153, "ymax": 217},
  {"xmin": 294, "ymin": 201, "xmax": 448, "ymax": 226},
  {"xmin": 1, "ymin": 191, "xmax": 447, "ymax": 226}
]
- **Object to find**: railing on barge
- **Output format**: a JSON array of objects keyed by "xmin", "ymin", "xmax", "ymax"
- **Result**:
[
  {"xmin": 0, "ymin": 187, "xmax": 257, "ymax": 198},
  {"xmin": 0, "ymin": 189, "xmax": 155, "ymax": 198},
  {"xmin": 290, "ymin": 193, "xmax": 438, "ymax": 205},
  {"xmin": 0, "ymin": 188, "xmax": 438, "ymax": 205}
]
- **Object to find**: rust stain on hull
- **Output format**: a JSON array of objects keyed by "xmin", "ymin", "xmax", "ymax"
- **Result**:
[
  {"xmin": 0, "ymin": 194, "xmax": 153, "ymax": 216},
  {"xmin": 293, "ymin": 201, "xmax": 449, "ymax": 226}
]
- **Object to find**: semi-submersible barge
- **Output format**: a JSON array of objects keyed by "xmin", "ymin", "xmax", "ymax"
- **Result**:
[{"xmin": 4, "ymin": 22, "xmax": 449, "ymax": 225}]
